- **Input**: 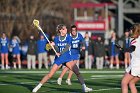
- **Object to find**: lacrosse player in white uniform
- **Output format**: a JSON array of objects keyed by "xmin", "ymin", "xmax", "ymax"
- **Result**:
[{"xmin": 121, "ymin": 23, "xmax": 140, "ymax": 93}]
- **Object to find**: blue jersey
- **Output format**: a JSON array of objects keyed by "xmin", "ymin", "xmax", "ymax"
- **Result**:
[
  {"xmin": 70, "ymin": 33, "xmax": 84, "ymax": 60},
  {"xmin": 0, "ymin": 37, "xmax": 9, "ymax": 53},
  {"xmin": 54, "ymin": 34, "xmax": 72, "ymax": 66},
  {"xmin": 70, "ymin": 33, "xmax": 84, "ymax": 55},
  {"xmin": 125, "ymin": 38, "xmax": 130, "ymax": 48},
  {"xmin": 111, "ymin": 40, "xmax": 118, "ymax": 56},
  {"xmin": 37, "ymin": 39, "xmax": 48, "ymax": 53},
  {"xmin": 11, "ymin": 39, "xmax": 20, "ymax": 55}
]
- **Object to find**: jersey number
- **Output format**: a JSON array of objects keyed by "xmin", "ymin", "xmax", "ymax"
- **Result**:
[{"xmin": 73, "ymin": 44, "xmax": 78, "ymax": 48}]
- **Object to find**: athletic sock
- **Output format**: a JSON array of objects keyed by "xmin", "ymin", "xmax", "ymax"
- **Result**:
[
  {"xmin": 18, "ymin": 65, "xmax": 21, "ymax": 69},
  {"xmin": 38, "ymin": 83, "xmax": 42, "ymax": 87},
  {"xmin": 14, "ymin": 64, "xmax": 17, "ymax": 69},
  {"xmin": 6, "ymin": 64, "xmax": 9, "ymax": 69},
  {"xmin": 82, "ymin": 84, "xmax": 86, "ymax": 89}
]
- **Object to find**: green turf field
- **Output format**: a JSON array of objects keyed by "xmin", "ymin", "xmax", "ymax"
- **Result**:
[{"xmin": 0, "ymin": 69, "xmax": 140, "ymax": 93}]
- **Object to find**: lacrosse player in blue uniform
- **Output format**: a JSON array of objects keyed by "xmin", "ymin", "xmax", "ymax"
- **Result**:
[
  {"xmin": 57, "ymin": 25, "xmax": 85, "ymax": 85},
  {"xmin": 0, "ymin": 32, "xmax": 9, "ymax": 70},
  {"xmin": 32, "ymin": 24, "xmax": 92, "ymax": 93},
  {"xmin": 10, "ymin": 36, "xmax": 21, "ymax": 69}
]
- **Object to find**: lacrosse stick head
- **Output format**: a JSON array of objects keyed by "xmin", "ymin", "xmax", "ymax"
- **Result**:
[{"xmin": 33, "ymin": 19, "xmax": 41, "ymax": 30}]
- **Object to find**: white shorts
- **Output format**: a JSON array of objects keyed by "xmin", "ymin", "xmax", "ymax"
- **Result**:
[{"xmin": 126, "ymin": 65, "xmax": 140, "ymax": 77}]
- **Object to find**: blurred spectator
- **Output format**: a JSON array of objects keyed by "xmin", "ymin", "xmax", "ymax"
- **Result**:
[
  {"xmin": 27, "ymin": 35, "xmax": 37, "ymax": 69},
  {"xmin": 20, "ymin": 41, "xmax": 28, "ymax": 61},
  {"xmin": 120, "ymin": 30, "xmax": 131, "ymax": 68},
  {"xmin": 84, "ymin": 32, "xmax": 94, "ymax": 69},
  {"xmin": 104, "ymin": 45, "xmax": 110, "ymax": 68},
  {"xmin": 94, "ymin": 11, "xmax": 99, "ymax": 21},
  {"xmin": 48, "ymin": 35, "xmax": 55, "ymax": 67},
  {"xmin": 0, "ymin": 32, "xmax": 9, "ymax": 70},
  {"xmin": 37, "ymin": 34, "xmax": 48, "ymax": 69},
  {"xmin": 109, "ymin": 32, "xmax": 120, "ymax": 69},
  {"xmin": 10, "ymin": 36, "xmax": 21, "ymax": 69},
  {"xmin": 94, "ymin": 36, "xmax": 105, "ymax": 69}
]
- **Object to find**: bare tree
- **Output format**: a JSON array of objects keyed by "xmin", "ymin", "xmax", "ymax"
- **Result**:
[{"xmin": 0, "ymin": 0, "xmax": 72, "ymax": 41}]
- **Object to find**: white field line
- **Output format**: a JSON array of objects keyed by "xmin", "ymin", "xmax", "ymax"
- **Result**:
[
  {"xmin": 73, "ymin": 75, "xmax": 123, "ymax": 80},
  {"xmin": 90, "ymin": 75, "xmax": 123, "ymax": 80},
  {"xmin": 0, "ymin": 75, "xmax": 123, "ymax": 86},
  {"xmin": 0, "ymin": 81, "xmax": 140, "ymax": 92},
  {"xmin": 93, "ymin": 88, "xmax": 121, "ymax": 91},
  {"xmin": 0, "ymin": 70, "xmax": 125, "ymax": 74},
  {"xmin": 91, "ymin": 75, "xmax": 123, "ymax": 77},
  {"xmin": 1, "ymin": 82, "xmax": 140, "ymax": 92},
  {"xmin": 93, "ymin": 86, "xmax": 140, "ymax": 92},
  {"xmin": 0, "ymin": 82, "xmax": 36, "ymax": 85},
  {"xmin": 0, "ymin": 80, "xmax": 57, "ymax": 86}
]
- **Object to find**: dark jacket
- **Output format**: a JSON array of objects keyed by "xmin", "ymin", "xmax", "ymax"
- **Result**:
[
  {"xmin": 94, "ymin": 40, "xmax": 105, "ymax": 57},
  {"xmin": 120, "ymin": 35, "xmax": 131, "ymax": 49},
  {"xmin": 27, "ymin": 39, "xmax": 36, "ymax": 55},
  {"xmin": 84, "ymin": 38, "xmax": 94, "ymax": 55}
]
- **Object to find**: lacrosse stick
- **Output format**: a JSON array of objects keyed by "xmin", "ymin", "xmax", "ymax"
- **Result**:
[{"xmin": 33, "ymin": 19, "xmax": 58, "ymax": 55}]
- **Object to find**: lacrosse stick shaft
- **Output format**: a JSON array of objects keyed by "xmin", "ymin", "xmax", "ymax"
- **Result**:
[{"xmin": 38, "ymin": 26, "xmax": 58, "ymax": 55}]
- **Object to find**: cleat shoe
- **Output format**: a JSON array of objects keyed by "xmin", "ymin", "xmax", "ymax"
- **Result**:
[
  {"xmin": 109, "ymin": 64, "xmax": 113, "ymax": 69},
  {"xmin": 83, "ymin": 87, "xmax": 93, "ymax": 92},
  {"xmin": 1, "ymin": 66, "xmax": 5, "ymax": 70},
  {"xmin": 66, "ymin": 79, "xmax": 72, "ymax": 85},
  {"xmin": 116, "ymin": 64, "xmax": 119, "ymax": 69},
  {"xmin": 57, "ymin": 78, "xmax": 62, "ymax": 85}
]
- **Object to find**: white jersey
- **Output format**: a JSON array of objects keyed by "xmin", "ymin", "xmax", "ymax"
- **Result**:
[{"xmin": 126, "ymin": 36, "xmax": 140, "ymax": 77}]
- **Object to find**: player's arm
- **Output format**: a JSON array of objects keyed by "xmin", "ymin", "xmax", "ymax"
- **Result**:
[
  {"xmin": 124, "ymin": 45, "xmax": 136, "ymax": 53},
  {"xmin": 124, "ymin": 38, "xmax": 136, "ymax": 53},
  {"xmin": 54, "ymin": 45, "xmax": 59, "ymax": 53},
  {"xmin": 59, "ymin": 44, "xmax": 70, "ymax": 55},
  {"xmin": 80, "ymin": 40, "xmax": 85, "ymax": 50},
  {"xmin": 115, "ymin": 39, "xmax": 136, "ymax": 53},
  {"xmin": 80, "ymin": 34, "xmax": 85, "ymax": 50}
]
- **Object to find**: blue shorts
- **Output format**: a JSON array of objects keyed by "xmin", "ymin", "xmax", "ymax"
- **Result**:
[
  {"xmin": 54, "ymin": 54, "xmax": 72, "ymax": 66},
  {"xmin": 12, "ymin": 52, "xmax": 20, "ymax": 55},
  {"xmin": 71, "ymin": 54, "xmax": 80, "ymax": 60},
  {"xmin": 12, "ymin": 50, "xmax": 20, "ymax": 55},
  {"xmin": 1, "ymin": 50, "xmax": 8, "ymax": 54}
]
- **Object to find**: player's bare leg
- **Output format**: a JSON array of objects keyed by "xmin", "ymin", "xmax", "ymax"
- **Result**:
[
  {"xmin": 110, "ymin": 56, "xmax": 114, "ymax": 69},
  {"xmin": 17, "ymin": 54, "xmax": 21, "ymax": 69},
  {"xmin": 57, "ymin": 67, "xmax": 69, "ymax": 85},
  {"xmin": 1, "ymin": 54, "xmax": 5, "ymax": 70},
  {"xmin": 68, "ymin": 60, "xmax": 78, "ymax": 79},
  {"xmin": 124, "ymin": 52, "xmax": 130, "ymax": 68},
  {"xmin": 121, "ymin": 73, "xmax": 134, "ymax": 93},
  {"xmin": 32, "ymin": 64, "xmax": 60, "ymax": 92},
  {"xmin": 129, "ymin": 76, "xmax": 140, "ymax": 93},
  {"xmin": 65, "ymin": 70, "xmax": 73, "ymax": 85},
  {"xmin": 115, "ymin": 55, "xmax": 119, "ymax": 69},
  {"xmin": 66, "ymin": 61, "xmax": 93, "ymax": 92},
  {"xmin": 66, "ymin": 60, "xmax": 77, "ymax": 85},
  {"xmin": 5, "ymin": 53, "xmax": 9, "ymax": 69}
]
